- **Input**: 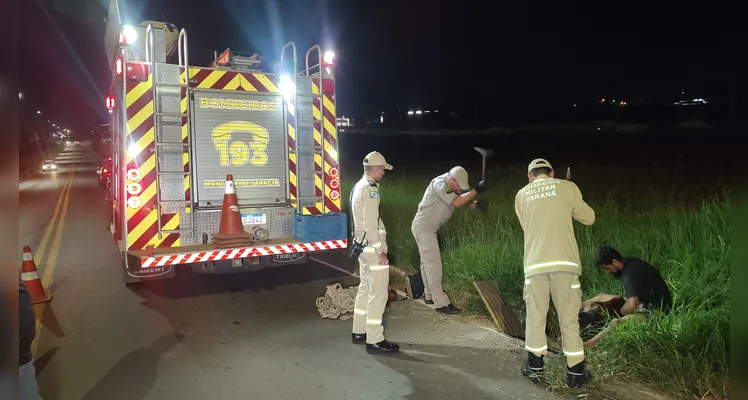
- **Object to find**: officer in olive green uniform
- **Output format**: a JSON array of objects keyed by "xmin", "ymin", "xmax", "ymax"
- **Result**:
[
  {"xmin": 411, "ymin": 166, "xmax": 485, "ymax": 315},
  {"xmin": 514, "ymin": 158, "xmax": 596, "ymax": 388},
  {"xmin": 350, "ymin": 151, "xmax": 400, "ymax": 354}
]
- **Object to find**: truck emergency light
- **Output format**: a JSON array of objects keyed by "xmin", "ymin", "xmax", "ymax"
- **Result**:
[
  {"xmin": 127, "ymin": 182, "xmax": 142, "ymax": 196},
  {"xmin": 106, "ymin": 96, "xmax": 116, "ymax": 110},
  {"xmin": 279, "ymin": 75, "xmax": 295, "ymax": 100},
  {"xmin": 118, "ymin": 26, "xmax": 138, "ymax": 44},
  {"xmin": 127, "ymin": 196, "xmax": 142, "ymax": 209},
  {"xmin": 115, "ymin": 57, "xmax": 123, "ymax": 76},
  {"xmin": 127, "ymin": 168, "xmax": 141, "ymax": 181},
  {"xmin": 323, "ymin": 51, "xmax": 335, "ymax": 66}
]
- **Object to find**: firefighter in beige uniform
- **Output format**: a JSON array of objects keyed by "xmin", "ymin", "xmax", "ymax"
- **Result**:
[
  {"xmin": 350, "ymin": 151, "xmax": 400, "ymax": 354},
  {"xmin": 514, "ymin": 158, "xmax": 595, "ymax": 388},
  {"xmin": 411, "ymin": 166, "xmax": 485, "ymax": 315}
]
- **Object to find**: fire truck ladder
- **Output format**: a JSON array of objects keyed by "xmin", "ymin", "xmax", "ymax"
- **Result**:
[
  {"xmin": 145, "ymin": 25, "xmax": 195, "ymax": 239},
  {"xmin": 288, "ymin": 44, "xmax": 329, "ymax": 214}
]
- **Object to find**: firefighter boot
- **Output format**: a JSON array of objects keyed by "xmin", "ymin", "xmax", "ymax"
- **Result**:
[
  {"xmin": 366, "ymin": 340, "xmax": 400, "ymax": 354},
  {"xmin": 566, "ymin": 360, "xmax": 592, "ymax": 388},
  {"xmin": 435, "ymin": 303, "xmax": 461, "ymax": 315},
  {"xmin": 521, "ymin": 352, "xmax": 545, "ymax": 384},
  {"xmin": 351, "ymin": 333, "xmax": 366, "ymax": 345}
]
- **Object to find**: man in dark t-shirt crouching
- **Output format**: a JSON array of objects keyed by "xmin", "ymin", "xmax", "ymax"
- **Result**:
[{"xmin": 582, "ymin": 245, "xmax": 673, "ymax": 348}]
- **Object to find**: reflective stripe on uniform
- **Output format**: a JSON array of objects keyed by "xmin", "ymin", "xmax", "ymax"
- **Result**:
[
  {"xmin": 371, "ymin": 242, "xmax": 383, "ymax": 249},
  {"xmin": 525, "ymin": 260, "xmax": 579, "ymax": 272},
  {"xmin": 571, "ymin": 283, "xmax": 581, "ymax": 289},
  {"xmin": 362, "ymin": 247, "xmax": 377, "ymax": 254},
  {"xmin": 354, "ymin": 308, "xmax": 367, "ymax": 316},
  {"xmin": 369, "ymin": 264, "xmax": 389, "ymax": 271},
  {"xmin": 366, "ymin": 318, "xmax": 382, "ymax": 325},
  {"xmin": 563, "ymin": 348, "xmax": 585, "ymax": 357},
  {"xmin": 525, "ymin": 344, "xmax": 547, "ymax": 353}
]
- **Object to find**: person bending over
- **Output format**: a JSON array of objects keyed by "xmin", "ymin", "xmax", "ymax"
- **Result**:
[{"xmin": 582, "ymin": 245, "xmax": 673, "ymax": 348}]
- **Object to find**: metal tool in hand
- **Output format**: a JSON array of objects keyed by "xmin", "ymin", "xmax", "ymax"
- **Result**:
[{"xmin": 473, "ymin": 147, "xmax": 495, "ymax": 181}]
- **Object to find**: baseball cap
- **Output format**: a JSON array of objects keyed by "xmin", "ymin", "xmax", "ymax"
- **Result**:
[
  {"xmin": 448, "ymin": 166, "xmax": 470, "ymax": 191},
  {"xmin": 363, "ymin": 151, "xmax": 393, "ymax": 170},
  {"xmin": 527, "ymin": 158, "xmax": 553, "ymax": 173}
]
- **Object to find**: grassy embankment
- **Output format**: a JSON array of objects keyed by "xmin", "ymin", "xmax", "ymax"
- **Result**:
[{"xmin": 340, "ymin": 161, "xmax": 730, "ymax": 398}]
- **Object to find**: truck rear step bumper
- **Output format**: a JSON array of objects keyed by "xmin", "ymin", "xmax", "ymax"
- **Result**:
[{"xmin": 128, "ymin": 238, "xmax": 347, "ymax": 269}]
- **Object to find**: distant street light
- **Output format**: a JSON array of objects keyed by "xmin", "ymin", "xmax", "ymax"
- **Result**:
[
  {"xmin": 19, "ymin": 92, "xmax": 23, "ymax": 100},
  {"xmin": 37, "ymin": 110, "xmax": 41, "ymax": 114}
]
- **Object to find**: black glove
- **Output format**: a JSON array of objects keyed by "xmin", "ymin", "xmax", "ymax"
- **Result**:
[
  {"xmin": 475, "ymin": 180, "xmax": 486, "ymax": 194},
  {"xmin": 476, "ymin": 200, "xmax": 488, "ymax": 211}
]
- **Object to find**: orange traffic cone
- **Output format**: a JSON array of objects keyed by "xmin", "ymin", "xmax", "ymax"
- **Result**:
[
  {"xmin": 20, "ymin": 246, "xmax": 52, "ymax": 304},
  {"xmin": 212, "ymin": 174, "xmax": 253, "ymax": 248}
]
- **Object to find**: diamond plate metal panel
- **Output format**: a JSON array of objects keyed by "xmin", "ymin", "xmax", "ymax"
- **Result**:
[
  {"xmin": 184, "ymin": 207, "xmax": 293, "ymax": 246},
  {"xmin": 295, "ymin": 76, "xmax": 314, "ymax": 94},
  {"xmin": 159, "ymin": 175, "xmax": 186, "ymax": 201}
]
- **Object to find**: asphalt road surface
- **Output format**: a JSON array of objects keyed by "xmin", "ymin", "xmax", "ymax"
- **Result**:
[{"xmin": 21, "ymin": 143, "xmax": 568, "ymax": 400}]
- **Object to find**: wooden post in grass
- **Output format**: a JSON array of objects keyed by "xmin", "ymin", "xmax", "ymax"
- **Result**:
[
  {"xmin": 473, "ymin": 280, "xmax": 524, "ymax": 339},
  {"xmin": 474, "ymin": 280, "xmax": 562, "ymax": 354}
]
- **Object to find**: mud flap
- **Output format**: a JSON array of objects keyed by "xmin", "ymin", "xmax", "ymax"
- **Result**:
[{"xmin": 123, "ymin": 252, "xmax": 175, "ymax": 285}]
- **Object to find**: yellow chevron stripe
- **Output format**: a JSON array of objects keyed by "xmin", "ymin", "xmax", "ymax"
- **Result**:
[
  {"xmin": 323, "ymin": 118, "xmax": 337, "ymax": 141},
  {"xmin": 183, "ymin": 151, "xmax": 190, "ymax": 206},
  {"xmin": 312, "ymin": 81, "xmax": 320, "ymax": 94},
  {"xmin": 322, "ymin": 95, "xmax": 336, "ymax": 117},
  {"xmin": 313, "ymin": 127, "xmax": 322, "ymax": 147},
  {"xmin": 313, "ymin": 103, "xmax": 321, "ymax": 120},
  {"xmin": 135, "ymin": 154, "xmax": 156, "ymax": 184},
  {"xmin": 322, "ymin": 139, "xmax": 338, "ymax": 162},
  {"xmin": 253, "ymin": 73, "xmax": 279, "ymax": 92},
  {"xmin": 314, "ymin": 152, "xmax": 322, "ymax": 169},
  {"xmin": 240, "ymin": 74, "xmax": 257, "ymax": 91},
  {"xmin": 127, "ymin": 208, "xmax": 158, "ymax": 245},
  {"xmin": 126, "ymin": 101, "xmax": 154, "ymax": 136},
  {"xmin": 224, "ymin": 73, "xmax": 242, "ymax": 90},
  {"xmin": 143, "ymin": 214, "xmax": 181, "ymax": 248},
  {"xmin": 197, "ymin": 70, "xmax": 226, "ymax": 89},
  {"xmin": 321, "ymin": 96, "xmax": 337, "ymax": 140},
  {"xmin": 126, "ymin": 127, "xmax": 154, "ymax": 164},
  {"xmin": 288, "ymin": 102, "xmax": 295, "ymax": 117},
  {"xmin": 125, "ymin": 74, "xmax": 152, "ymax": 108},
  {"xmin": 181, "ymin": 113, "xmax": 188, "ymax": 143},
  {"xmin": 289, "ymin": 168, "xmax": 298, "ymax": 208},
  {"xmin": 289, "ymin": 161, "xmax": 298, "ymax": 188}
]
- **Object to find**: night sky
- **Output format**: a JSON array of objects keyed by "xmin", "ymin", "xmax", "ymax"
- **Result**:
[{"xmin": 19, "ymin": 0, "xmax": 734, "ymax": 137}]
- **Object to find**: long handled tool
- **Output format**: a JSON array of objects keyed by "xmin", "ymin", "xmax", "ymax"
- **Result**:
[
  {"xmin": 566, "ymin": 166, "xmax": 571, "ymax": 180},
  {"xmin": 473, "ymin": 147, "xmax": 495, "ymax": 181}
]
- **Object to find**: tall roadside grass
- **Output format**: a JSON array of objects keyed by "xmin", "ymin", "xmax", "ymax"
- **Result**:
[{"xmin": 341, "ymin": 164, "xmax": 729, "ymax": 398}]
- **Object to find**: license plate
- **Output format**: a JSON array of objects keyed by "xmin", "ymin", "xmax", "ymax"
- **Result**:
[{"xmin": 241, "ymin": 213, "xmax": 266, "ymax": 225}]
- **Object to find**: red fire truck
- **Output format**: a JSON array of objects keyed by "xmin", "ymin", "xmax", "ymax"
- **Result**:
[{"xmin": 104, "ymin": 0, "xmax": 347, "ymax": 285}]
